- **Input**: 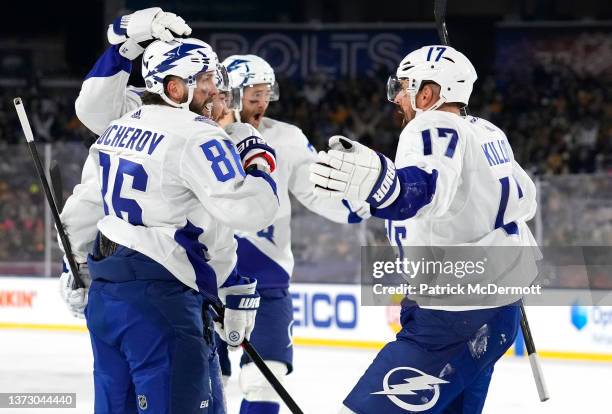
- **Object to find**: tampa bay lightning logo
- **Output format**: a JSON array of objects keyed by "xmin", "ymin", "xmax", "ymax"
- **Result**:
[
  {"xmin": 372, "ymin": 367, "xmax": 449, "ymax": 411},
  {"xmin": 146, "ymin": 43, "xmax": 208, "ymax": 81},
  {"xmin": 226, "ymin": 59, "xmax": 254, "ymax": 87},
  {"xmin": 226, "ymin": 58, "xmax": 249, "ymax": 73}
]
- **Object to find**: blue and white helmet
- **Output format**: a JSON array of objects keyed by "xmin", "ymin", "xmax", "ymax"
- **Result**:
[
  {"xmin": 142, "ymin": 38, "xmax": 222, "ymax": 109},
  {"xmin": 387, "ymin": 45, "xmax": 477, "ymax": 113},
  {"xmin": 222, "ymin": 54, "xmax": 279, "ymax": 113}
]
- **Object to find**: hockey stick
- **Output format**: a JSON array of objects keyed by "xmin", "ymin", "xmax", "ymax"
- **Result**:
[
  {"xmin": 434, "ymin": 0, "xmax": 469, "ymax": 117},
  {"xmin": 13, "ymin": 97, "xmax": 85, "ymax": 289},
  {"xmin": 519, "ymin": 303, "xmax": 549, "ymax": 401},
  {"xmin": 49, "ymin": 162, "xmax": 65, "ymax": 212},
  {"xmin": 432, "ymin": 0, "xmax": 549, "ymax": 402},
  {"xmin": 211, "ymin": 304, "xmax": 305, "ymax": 414},
  {"xmin": 433, "ymin": 0, "xmax": 450, "ymax": 46}
]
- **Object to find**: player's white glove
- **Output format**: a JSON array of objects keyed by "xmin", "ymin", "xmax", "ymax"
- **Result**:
[
  {"xmin": 107, "ymin": 8, "xmax": 192, "ymax": 59},
  {"xmin": 59, "ymin": 256, "xmax": 91, "ymax": 319},
  {"xmin": 215, "ymin": 277, "xmax": 260, "ymax": 350},
  {"xmin": 225, "ymin": 123, "xmax": 277, "ymax": 174},
  {"xmin": 309, "ymin": 136, "xmax": 400, "ymax": 209}
]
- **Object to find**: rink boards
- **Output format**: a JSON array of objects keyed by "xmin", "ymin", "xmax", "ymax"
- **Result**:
[{"xmin": 1, "ymin": 277, "xmax": 611, "ymax": 362}]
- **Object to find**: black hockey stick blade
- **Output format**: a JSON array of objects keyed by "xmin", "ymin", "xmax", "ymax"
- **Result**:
[
  {"xmin": 13, "ymin": 97, "xmax": 84, "ymax": 289},
  {"xmin": 210, "ymin": 303, "xmax": 305, "ymax": 414},
  {"xmin": 434, "ymin": 0, "xmax": 450, "ymax": 46},
  {"xmin": 49, "ymin": 162, "xmax": 65, "ymax": 213}
]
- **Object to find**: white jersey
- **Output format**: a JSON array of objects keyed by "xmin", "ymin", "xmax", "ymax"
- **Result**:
[
  {"xmin": 75, "ymin": 46, "xmax": 363, "ymax": 290},
  {"xmin": 382, "ymin": 111, "xmax": 539, "ymax": 308},
  {"xmin": 62, "ymin": 103, "xmax": 278, "ymax": 294},
  {"xmin": 235, "ymin": 117, "xmax": 360, "ymax": 288},
  {"xmin": 75, "ymin": 47, "xmax": 144, "ymax": 137}
]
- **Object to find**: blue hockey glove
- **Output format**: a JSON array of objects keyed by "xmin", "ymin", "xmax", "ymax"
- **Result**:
[{"xmin": 225, "ymin": 123, "xmax": 277, "ymax": 174}]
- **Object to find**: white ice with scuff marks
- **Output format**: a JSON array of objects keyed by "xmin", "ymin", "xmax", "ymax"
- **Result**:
[{"xmin": 0, "ymin": 330, "xmax": 610, "ymax": 413}]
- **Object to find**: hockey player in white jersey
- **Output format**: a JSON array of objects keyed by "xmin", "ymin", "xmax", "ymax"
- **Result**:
[
  {"xmin": 310, "ymin": 45, "xmax": 539, "ymax": 413},
  {"xmin": 76, "ymin": 25, "xmax": 370, "ymax": 411},
  {"xmin": 216, "ymin": 54, "xmax": 370, "ymax": 414},
  {"xmin": 59, "ymin": 25, "xmax": 280, "ymax": 414}
]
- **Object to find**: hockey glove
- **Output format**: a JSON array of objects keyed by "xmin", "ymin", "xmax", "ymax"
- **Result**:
[
  {"xmin": 225, "ymin": 123, "xmax": 277, "ymax": 174},
  {"xmin": 107, "ymin": 7, "xmax": 192, "ymax": 60},
  {"xmin": 59, "ymin": 256, "xmax": 91, "ymax": 319},
  {"xmin": 215, "ymin": 276, "xmax": 260, "ymax": 350},
  {"xmin": 309, "ymin": 136, "xmax": 400, "ymax": 209}
]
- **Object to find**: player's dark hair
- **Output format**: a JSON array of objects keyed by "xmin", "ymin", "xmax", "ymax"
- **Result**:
[{"xmin": 141, "ymin": 75, "xmax": 183, "ymax": 106}]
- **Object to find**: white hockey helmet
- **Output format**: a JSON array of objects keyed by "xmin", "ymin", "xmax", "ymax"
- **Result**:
[
  {"xmin": 222, "ymin": 54, "xmax": 279, "ymax": 113},
  {"xmin": 387, "ymin": 45, "xmax": 477, "ymax": 113},
  {"xmin": 142, "ymin": 38, "xmax": 223, "ymax": 110}
]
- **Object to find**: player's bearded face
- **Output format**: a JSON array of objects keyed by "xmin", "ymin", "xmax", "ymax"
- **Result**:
[
  {"xmin": 189, "ymin": 71, "xmax": 218, "ymax": 116},
  {"xmin": 240, "ymin": 84, "xmax": 271, "ymax": 129},
  {"xmin": 394, "ymin": 80, "xmax": 416, "ymax": 124},
  {"xmin": 204, "ymin": 93, "xmax": 230, "ymax": 121}
]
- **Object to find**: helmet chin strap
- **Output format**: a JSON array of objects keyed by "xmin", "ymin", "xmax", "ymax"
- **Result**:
[
  {"xmin": 159, "ymin": 87, "xmax": 195, "ymax": 111},
  {"xmin": 233, "ymin": 109, "xmax": 242, "ymax": 122},
  {"xmin": 408, "ymin": 85, "xmax": 446, "ymax": 117},
  {"xmin": 204, "ymin": 100, "xmax": 214, "ymax": 114}
]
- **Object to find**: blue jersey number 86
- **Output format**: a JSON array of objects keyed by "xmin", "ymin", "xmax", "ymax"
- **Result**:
[{"xmin": 200, "ymin": 139, "xmax": 245, "ymax": 182}]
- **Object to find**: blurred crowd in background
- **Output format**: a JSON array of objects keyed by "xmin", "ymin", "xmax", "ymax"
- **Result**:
[
  {"xmin": 268, "ymin": 55, "xmax": 612, "ymax": 176},
  {"xmin": 0, "ymin": 23, "xmax": 610, "ymax": 290},
  {"xmin": 1, "ymin": 38, "xmax": 610, "ymax": 175}
]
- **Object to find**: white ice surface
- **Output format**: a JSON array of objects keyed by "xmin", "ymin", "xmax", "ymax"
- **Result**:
[{"xmin": 0, "ymin": 329, "xmax": 610, "ymax": 413}]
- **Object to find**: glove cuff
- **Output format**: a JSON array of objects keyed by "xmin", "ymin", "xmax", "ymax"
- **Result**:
[
  {"xmin": 107, "ymin": 24, "xmax": 127, "ymax": 45},
  {"xmin": 366, "ymin": 153, "xmax": 400, "ymax": 209},
  {"xmin": 118, "ymin": 38, "xmax": 145, "ymax": 60},
  {"xmin": 225, "ymin": 293, "xmax": 260, "ymax": 310},
  {"xmin": 236, "ymin": 137, "xmax": 276, "ymax": 158},
  {"xmin": 218, "ymin": 275, "xmax": 257, "ymax": 303}
]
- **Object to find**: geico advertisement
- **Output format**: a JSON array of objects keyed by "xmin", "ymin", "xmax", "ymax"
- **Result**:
[{"xmin": 290, "ymin": 283, "xmax": 398, "ymax": 343}]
